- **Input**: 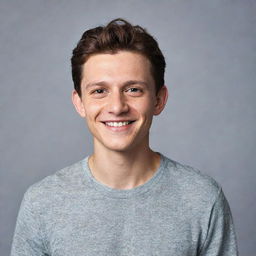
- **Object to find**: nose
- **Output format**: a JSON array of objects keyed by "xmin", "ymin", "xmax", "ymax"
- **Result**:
[{"xmin": 107, "ymin": 91, "xmax": 129, "ymax": 115}]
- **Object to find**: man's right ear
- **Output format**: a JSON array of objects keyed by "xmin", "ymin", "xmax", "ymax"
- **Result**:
[{"xmin": 71, "ymin": 90, "xmax": 86, "ymax": 118}]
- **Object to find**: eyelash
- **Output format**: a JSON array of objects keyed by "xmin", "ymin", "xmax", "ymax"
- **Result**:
[
  {"xmin": 92, "ymin": 89, "xmax": 106, "ymax": 94},
  {"xmin": 126, "ymin": 87, "xmax": 142, "ymax": 93},
  {"xmin": 90, "ymin": 87, "xmax": 143, "ymax": 96}
]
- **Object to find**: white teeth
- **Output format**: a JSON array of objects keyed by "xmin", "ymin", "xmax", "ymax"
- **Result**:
[{"xmin": 105, "ymin": 121, "xmax": 130, "ymax": 127}]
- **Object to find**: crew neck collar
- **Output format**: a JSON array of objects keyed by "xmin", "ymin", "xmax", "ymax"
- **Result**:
[{"xmin": 81, "ymin": 153, "xmax": 167, "ymax": 199}]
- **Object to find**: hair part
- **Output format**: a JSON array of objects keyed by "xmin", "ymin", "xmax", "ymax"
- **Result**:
[{"xmin": 71, "ymin": 18, "xmax": 166, "ymax": 97}]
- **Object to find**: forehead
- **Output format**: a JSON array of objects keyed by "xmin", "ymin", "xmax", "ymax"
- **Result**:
[{"xmin": 81, "ymin": 51, "xmax": 153, "ymax": 85}]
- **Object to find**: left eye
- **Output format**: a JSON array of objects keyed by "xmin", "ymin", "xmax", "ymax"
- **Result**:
[{"xmin": 127, "ymin": 88, "xmax": 141, "ymax": 92}]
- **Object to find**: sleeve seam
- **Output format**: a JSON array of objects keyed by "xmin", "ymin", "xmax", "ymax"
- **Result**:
[{"xmin": 198, "ymin": 185, "xmax": 222, "ymax": 255}]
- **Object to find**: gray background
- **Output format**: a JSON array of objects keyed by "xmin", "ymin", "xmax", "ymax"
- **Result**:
[{"xmin": 1, "ymin": 0, "xmax": 255, "ymax": 255}]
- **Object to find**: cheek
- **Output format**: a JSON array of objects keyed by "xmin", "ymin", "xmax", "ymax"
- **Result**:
[
  {"xmin": 84, "ymin": 101, "xmax": 102, "ymax": 119},
  {"xmin": 135, "ymin": 99, "xmax": 155, "ymax": 113},
  {"xmin": 131, "ymin": 102, "xmax": 155, "ymax": 122}
]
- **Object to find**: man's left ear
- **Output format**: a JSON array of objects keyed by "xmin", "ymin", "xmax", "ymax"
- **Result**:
[{"xmin": 153, "ymin": 85, "xmax": 168, "ymax": 115}]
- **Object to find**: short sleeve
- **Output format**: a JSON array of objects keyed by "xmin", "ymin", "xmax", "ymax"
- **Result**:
[
  {"xmin": 10, "ymin": 189, "xmax": 48, "ymax": 256},
  {"xmin": 199, "ymin": 188, "xmax": 239, "ymax": 256}
]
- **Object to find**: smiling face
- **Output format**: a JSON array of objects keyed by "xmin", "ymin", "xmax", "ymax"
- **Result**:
[{"xmin": 72, "ymin": 51, "xmax": 168, "ymax": 153}]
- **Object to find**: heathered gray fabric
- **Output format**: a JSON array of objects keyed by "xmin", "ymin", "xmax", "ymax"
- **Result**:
[{"xmin": 11, "ymin": 154, "xmax": 238, "ymax": 255}]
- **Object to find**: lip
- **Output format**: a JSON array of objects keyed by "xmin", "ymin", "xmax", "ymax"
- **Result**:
[
  {"xmin": 101, "ymin": 120, "xmax": 135, "ymax": 122},
  {"xmin": 101, "ymin": 120, "xmax": 136, "ymax": 132}
]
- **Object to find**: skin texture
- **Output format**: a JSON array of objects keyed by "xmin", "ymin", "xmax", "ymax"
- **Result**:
[{"xmin": 72, "ymin": 51, "xmax": 168, "ymax": 189}]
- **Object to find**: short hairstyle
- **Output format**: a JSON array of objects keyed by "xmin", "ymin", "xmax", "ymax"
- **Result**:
[{"xmin": 71, "ymin": 18, "xmax": 166, "ymax": 97}]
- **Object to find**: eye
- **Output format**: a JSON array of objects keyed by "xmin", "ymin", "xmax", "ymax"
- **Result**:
[
  {"xmin": 126, "ymin": 87, "xmax": 143, "ymax": 96},
  {"xmin": 93, "ymin": 89, "xmax": 105, "ymax": 94},
  {"xmin": 129, "ymin": 88, "xmax": 140, "ymax": 92},
  {"xmin": 126, "ymin": 87, "xmax": 143, "ymax": 93},
  {"xmin": 90, "ymin": 88, "xmax": 108, "ymax": 98}
]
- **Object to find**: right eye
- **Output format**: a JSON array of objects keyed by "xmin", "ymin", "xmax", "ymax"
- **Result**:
[
  {"xmin": 93, "ymin": 89, "xmax": 105, "ymax": 94},
  {"xmin": 90, "ymin": 88, "xmax": 108, "ymax": 98}
]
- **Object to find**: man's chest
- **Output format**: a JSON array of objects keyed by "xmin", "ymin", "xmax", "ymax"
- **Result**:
[{"xmin": 43, "ymin": 195, "xmax": 202, "ymax": 255}]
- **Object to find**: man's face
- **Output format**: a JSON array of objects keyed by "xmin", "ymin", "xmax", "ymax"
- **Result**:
[{"xmin": 72, "ymin": 51, "xmax": 167, "ymax": 153}]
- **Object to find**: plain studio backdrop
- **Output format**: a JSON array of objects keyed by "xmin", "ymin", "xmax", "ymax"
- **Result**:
[{"xmin": 0, "ymin": 0, "xmax": 255, "ymax": 255}]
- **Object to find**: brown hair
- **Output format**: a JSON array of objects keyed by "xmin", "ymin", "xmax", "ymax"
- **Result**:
[{"xmin": 71, "ymin": 18, "xmax": 166, "ymax": 97}]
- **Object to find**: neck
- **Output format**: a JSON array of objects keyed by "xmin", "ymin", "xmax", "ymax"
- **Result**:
[{"xmin": 88, "ymin": 142, "xmax": 161, "ymax": 190}]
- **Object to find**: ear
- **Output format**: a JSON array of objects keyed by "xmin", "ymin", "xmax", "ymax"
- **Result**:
[
  {"xmin": 71, "ymin": 90, "xmax": 86, "ymax": 118},
  {"xmin": 153, "ymin": 85, "xmax": 168, "ymax": 116}
]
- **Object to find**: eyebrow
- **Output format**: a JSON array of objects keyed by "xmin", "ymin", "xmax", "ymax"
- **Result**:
[{"xmin": 84, "ymin": 80, "xmax": 148, "ymax": 89}]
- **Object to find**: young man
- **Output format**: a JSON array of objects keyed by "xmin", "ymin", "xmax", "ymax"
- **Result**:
[{"xmin": 11, "ymin": 19, "xmax": 238, "ymax": 255}]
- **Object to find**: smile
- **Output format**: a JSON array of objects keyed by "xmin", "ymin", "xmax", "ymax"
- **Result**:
[{"xmin": 105, "ymin": 121, "xmax": 134, "ymax": 127}]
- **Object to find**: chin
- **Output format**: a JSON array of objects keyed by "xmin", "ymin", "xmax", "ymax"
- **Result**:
[
  {"xmin": 100, "ymin": 139, "xmax": 139, "ymax": 153},
  {"xmin": 104, "ymin": 144, "xmax": 133, "ymax": 153},
  {"xmin": 94, "ymin": 134, "xmax": 146, "ymax": 153}
]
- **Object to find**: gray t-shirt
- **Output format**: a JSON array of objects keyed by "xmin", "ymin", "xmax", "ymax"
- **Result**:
[{"xmin": 11, "ymin": 154, "xmax": 238, "ymax": 255}]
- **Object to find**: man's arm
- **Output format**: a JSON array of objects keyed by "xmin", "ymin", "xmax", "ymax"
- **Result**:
[
  {"xmin": 199, "ymin": 188, "xmax": 239, "ymax": 256},
  {"xmin": 10, "ymin": 189, "xmax": 48, "ymax": 256}
]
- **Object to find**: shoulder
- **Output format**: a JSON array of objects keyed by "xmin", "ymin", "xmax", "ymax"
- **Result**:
[
  {"xmin": 23, "ymin": 158, "xmax": 86, "ymax": 207},
  {"xmin": 161, "ymin": 154, "xmax": 221, "ymax": 205}
]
